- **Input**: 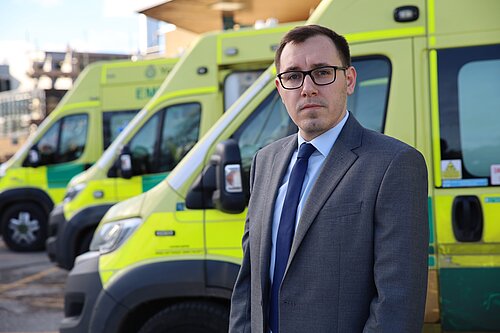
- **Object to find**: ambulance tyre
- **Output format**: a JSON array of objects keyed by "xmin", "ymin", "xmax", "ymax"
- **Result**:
[
  {"xmin": 138, "ymin": 301, "xmax": 229, "ymax": 333},
  {"xmin": 1, "ymin": 203, "xmax": 47, "ymax": 252}
]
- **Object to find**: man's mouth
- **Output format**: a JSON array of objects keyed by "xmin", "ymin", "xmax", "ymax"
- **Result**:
[{"xmin": 300, "ymin": 103, "xmax": 324, "ymax": 110}]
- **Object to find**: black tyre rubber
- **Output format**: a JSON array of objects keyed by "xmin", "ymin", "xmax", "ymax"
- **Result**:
[
  {"xmin": 138, "ymin": 301, "xmax": 229, "ymax": 333},
  {"xmin": 1, "ymin": 203, "xmax": 47, "ymax": 252}
]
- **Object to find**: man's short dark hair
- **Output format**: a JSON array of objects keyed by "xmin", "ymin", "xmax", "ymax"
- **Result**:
[{"xmin": 274, "ymin": 24, "xmax": 351, "ymax": 72}]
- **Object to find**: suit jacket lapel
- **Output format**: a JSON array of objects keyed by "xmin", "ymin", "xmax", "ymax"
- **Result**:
[
  {"xmin": 259, "ymin": 136, "xmax": 297, "ymax": 297},
  {"xmin": 287, "ymin": 116, "xmax": 363, "ymax": 271}
]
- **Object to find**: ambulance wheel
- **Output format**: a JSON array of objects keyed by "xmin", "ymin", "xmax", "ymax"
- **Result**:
[
  {"xmin": 138, "ymin": 301, "xmax": 229, "ymax": 333},
  {"xmin": 1, "ymin": 203, "xmax": 47, "ymax": 252}
]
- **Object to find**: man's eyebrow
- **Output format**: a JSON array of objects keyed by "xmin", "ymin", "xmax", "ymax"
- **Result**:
[
  {"xmin": 310, "ymin": 62, "xmax": 331, "ymax": 68},
  {"xmin": 282, "ymin": 66, "xmax": 301, "ymax": 72},
  {"xmin": 282, "ymin": 63, "xmax": 332, "ymax": 72}
]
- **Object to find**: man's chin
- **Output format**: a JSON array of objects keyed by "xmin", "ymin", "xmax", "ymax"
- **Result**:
[{"xmin": 299, "ymin": 124, "xmax": 328, "ymax": 140}]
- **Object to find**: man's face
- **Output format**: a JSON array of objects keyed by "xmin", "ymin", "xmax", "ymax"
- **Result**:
[{"xmin": 275, "ymin": 34, "xmax": 357, "ymax": 141}]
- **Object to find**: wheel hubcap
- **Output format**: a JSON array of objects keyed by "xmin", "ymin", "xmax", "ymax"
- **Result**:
[{"xmin": 8, "ymin": 212, "xmax": 40, "ymax": 245}]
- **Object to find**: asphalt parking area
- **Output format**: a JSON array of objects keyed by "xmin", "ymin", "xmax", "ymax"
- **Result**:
[{"xmin": 0, "ymin": 237, "xmax": 67, "ymax": 333}]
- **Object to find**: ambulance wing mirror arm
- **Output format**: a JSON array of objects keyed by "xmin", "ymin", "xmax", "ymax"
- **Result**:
[
  {"xmin": 211, "ymin": 139, "xmax": 245, "ymax": 214},
  {"xmin": 119, "ymin": 145, "xmax": 133, "ymax": 179},
  {"xmin": 185, "ymin": 163, "xmax": 216, "ymax": 209}
]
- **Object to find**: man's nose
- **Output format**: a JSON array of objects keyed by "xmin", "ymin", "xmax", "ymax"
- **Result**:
[{"xmin": 301, "ymin": 74, "xmax": 318, "ymax": 96}]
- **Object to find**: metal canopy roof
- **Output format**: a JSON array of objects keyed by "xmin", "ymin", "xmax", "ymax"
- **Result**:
[{"xmin": 139, "ymin": 0, "xmax": 321, "ymax": 34}]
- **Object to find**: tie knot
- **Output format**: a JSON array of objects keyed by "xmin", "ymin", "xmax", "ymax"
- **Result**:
[{"xmin": 297, "ymin": 143, "xmax": 316, "ymax": 159}]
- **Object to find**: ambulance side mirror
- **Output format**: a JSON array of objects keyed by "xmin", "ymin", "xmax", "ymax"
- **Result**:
[
  {"xmin": 28, "ymin": 148, "xmax": 41, "ymax": 167},
  {"xmin": 185, "ymin": 139, "xmax": 245, "ymax": 213},
  {"xmin": 212, "ymin": 139, "xmax": 245, "ymax": 214},
  {"xmin": 23, "ymin": 147, "xmax": 40, "ymax": 167},
  {"xmin": 119, "ymin": 145, "xmax": 133, "ymax": 179}
]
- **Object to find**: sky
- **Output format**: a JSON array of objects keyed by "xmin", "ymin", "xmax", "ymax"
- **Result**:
[
  {"xmin": 0, "ymin": 0, "xmax": 148, "ymax": 56},
  {"xmin": 0, "ymin": 0, "xmax": 165, "ymax": 89}
]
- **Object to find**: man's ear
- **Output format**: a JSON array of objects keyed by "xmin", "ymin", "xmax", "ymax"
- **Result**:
[
  {"xmin": 275, "ymin": 77, "xmax": 281, "ymax": 90},
  {"xmin": 346, "ymin": 66, "xmax": 357, "ymax": 95},
  {"xmin": 275, "ymin": 78, "xmax": 285, "ymax": 102}
]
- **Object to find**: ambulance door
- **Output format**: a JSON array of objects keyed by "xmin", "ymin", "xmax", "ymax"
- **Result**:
[{"xmin": 28, "ymin": 112, "xmax": 90, "ymax": 201}]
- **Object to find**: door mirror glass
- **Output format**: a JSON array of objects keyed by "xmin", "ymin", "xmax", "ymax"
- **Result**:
[
  {"xmin": 119, "ymin": 145, "xmax": 133, "ymax": 179},
  {"xmin": 224, "ymin": 164, "xmax": 243, "ymax": 193},
  {"xmin": 27, "ymin": 148, "xmax": 40, "ymax": 167}
]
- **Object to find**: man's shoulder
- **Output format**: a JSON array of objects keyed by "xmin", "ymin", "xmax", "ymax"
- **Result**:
[
  {"xmin": 363, "ymin": 128, "xmax": 409, "ymax": 148},
  {"xmin": 342, "ymin": 115, "xmax": 414, "ymax": 154},
  {"xmin": 358, "ymin": 127, "xmax": 423, "ymax": 160},
  {"xmin": 257, "ymin": 133, "xmax": 295, "ymax": 156},
  {"xmin": 362, "ymin": 122, "xmax": 412, "ymax": 149}
]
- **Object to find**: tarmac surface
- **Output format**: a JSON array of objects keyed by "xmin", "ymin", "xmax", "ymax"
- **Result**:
[{"xmin": 0, "ymin": 237, "xmax": 67, "ymax": 333}]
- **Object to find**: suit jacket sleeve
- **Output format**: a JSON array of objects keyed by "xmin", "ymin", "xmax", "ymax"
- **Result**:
[
  {"xmin": 229, "ymin": 151, "xmax": 258, "ymax": 333},
  {"xmin": 363, "ymin": 147, "xmax": 429, "ymax": 333}
]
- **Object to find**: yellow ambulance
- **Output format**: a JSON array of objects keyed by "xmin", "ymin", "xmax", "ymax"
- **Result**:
[
  {"xmin": 0, "ymin": 57, "xmax": 176, "ymax": 251},
  {"xmin": 48, "ymin": 22, "xmax": 301, "ymax": 270},
  {"xmin": 63, "ymin": 0, "xmax": 500, "ymax": 332}
]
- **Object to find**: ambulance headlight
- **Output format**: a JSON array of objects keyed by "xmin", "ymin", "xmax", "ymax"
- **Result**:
[{"xmin": 90, "ymin": 218, "xmax": 141, "ymax": 253}]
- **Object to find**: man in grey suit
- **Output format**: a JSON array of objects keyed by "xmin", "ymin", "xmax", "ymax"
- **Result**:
[{"xmin": 229, "ymin": 25, "xmax": 429, "ymax": 333}]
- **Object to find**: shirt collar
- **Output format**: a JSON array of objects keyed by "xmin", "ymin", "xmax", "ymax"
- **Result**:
[{"xmin": 297, "ymin": 110, "xmax": 349, "ymax": 157}]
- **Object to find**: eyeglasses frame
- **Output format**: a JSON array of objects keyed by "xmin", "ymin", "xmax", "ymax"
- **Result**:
[{"xmin": 276, "ymin": 65, "xmax": 349, "ymax": 90}]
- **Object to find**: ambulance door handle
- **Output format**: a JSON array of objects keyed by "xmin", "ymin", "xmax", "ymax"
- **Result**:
[{"xmin": 452, "ymin": 195, "xmax": 483, "ymax": 242}]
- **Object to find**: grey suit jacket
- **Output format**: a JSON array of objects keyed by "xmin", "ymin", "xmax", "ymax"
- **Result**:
[{"xmin": 229, "ymin": 115, "xmax": 429, "ymax": 333}]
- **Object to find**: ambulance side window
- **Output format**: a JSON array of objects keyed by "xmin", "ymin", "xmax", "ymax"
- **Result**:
[
  {"xmin": 33, "ymin": 114, "xmax": 88, "ymax": 165},
  {"xmin": 58, "ymin": 114, "xmax": 88, "ymax": 163},
  {"xmin": 36, "ymin": 121, "xmax": 60, "ymax": 165},
  {"xmin": 158, "ymin": 103, "xmax": 201, "ymax": 172},
  {"xmin": 347, "ymin": 57, "xmax": 391, "ymax": 133},
  {"xmin": 438, "ymin": 44, "xmax": 500, "ymax": 187},
  {"xmin": 224, "ymin": 71, "xmax": 264, "ymax": 111},
  {"xmin": 128, "ymin": 113, "xmax": 160, "ymax": 176},
  {"xmin": 126, "ymin": 104, "xmax": 201, "ymax": 176},
  {"xmin": 102, "ymin": 110, "xmax": 138, "ymax": 149}
]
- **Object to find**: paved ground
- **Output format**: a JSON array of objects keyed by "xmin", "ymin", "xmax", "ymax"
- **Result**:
[{"xmin": 0, "ymin": 237, "xmax": 67, "ymax": 333}]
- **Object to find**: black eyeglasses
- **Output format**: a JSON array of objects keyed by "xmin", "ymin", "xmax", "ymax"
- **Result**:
[{"xmin": 277, "ymin": 65, "xmax": 348, "ymax": 90}]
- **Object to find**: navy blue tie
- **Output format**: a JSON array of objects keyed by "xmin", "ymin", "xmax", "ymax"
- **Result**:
[{"xmin": 269, "ymin": 142, "xmax": 316, "ymax": 333}]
